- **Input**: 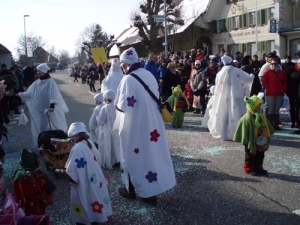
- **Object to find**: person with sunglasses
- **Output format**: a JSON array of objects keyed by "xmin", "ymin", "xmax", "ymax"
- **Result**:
[{"xmin": 262, "ymin": 59, "xmax": 287, "ymax": 130}]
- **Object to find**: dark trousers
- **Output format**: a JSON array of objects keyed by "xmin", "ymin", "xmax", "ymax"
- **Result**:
[
  {"xmin": 73, "ymin": 76, "xmax": 78, "ymax": 82},
  {"xmin": 89, "ymin": 83, "xmax": 96, "ymax": 92},
  {"xmin": 200, "ymin": 94, "xmax": 206, "ymax": 113},
  {"xmin": 288, "ymin": 96, "xmax": 300, "ymax": 126}
]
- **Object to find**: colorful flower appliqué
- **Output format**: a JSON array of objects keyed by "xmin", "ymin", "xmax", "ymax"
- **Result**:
[
  {"xmin": 72, "ymin": 204, "xmax": 83, "ymax": 216},
  {"xmin": 134, "ymin": 148, "xmax": 139, "ymax": 154},
  {"xmin": 127, "ymin": 96, "xmax": 137, "ymax": 107},
  {"xmin": 145, "ymin": 171, "xmax": 158, "ymax": 183},
  {"xmin": 89, "ymin": 173, "xmax": 97, "ymax": 184},
  {"xmin": 126, "ymin": 49, "xmax": 133, "ymax": 55},
  {"xmin": 75, "ymin": 157, "xmax": 87, "ymax": 168},
  {"xmin": 150, "ymin": 129, "xmax": 160, "ymax": 142},
  {"xmin": 91, "ymin": 201, "xmax": 104, "ymax": 214}
]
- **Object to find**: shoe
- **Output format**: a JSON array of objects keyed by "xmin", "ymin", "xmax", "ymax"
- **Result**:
[
  {"xmin": 193, "ymin": 111, "xmax": 200, "ymax": 114},
  {"xmin": 37, "ymin": 215, "xmax": 49, "ymax": 225},
  {"xmin": 98, "ymin": 88, "xmax": 101, "ymax": 91},
  {"xmin": 256, "ymin": 169, "xmax": 268, "ymax": 176},
  {"xmin": 177, "ymin": 126, "xmax": 182, "ymax": 128},
  {"xmin": 118, "ymin": 188, "xmax": 136, "ymax": 199},
  {"xmin": 141, "ymin": 196, "xmax": 158, "ymax": 206},
  {"xmin": 293, "ymin": 130, "xmax": 300, "ymax": 134}
]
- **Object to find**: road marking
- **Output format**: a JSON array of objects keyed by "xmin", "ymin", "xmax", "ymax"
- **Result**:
[
  {"xmin": 87, "ymin": 91, "xmax": 95, "ymax": 95},
  {"xmin": 75, "ymin": 84, "xmax": 80, "ymax": 87}
]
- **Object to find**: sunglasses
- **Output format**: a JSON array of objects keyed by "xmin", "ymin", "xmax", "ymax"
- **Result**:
[{"xmin": 271, "ymin": 63, "xmax": 278, "ymax": 65}]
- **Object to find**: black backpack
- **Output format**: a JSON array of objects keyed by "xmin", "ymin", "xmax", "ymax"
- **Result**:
[{"xmin": 38, "ymin": 130, "xmax": 68, "ymax": 150}]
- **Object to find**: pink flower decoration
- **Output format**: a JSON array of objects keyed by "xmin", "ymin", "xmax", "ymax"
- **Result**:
[
  {"xmin": 91, "ymin": 201, "xmax": 104, "ymax": 214},
  {"xmin": 150, "ymin": 129, "xmax": 160, "ymax": 142}
]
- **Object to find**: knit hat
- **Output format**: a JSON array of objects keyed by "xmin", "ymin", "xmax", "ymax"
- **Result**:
[
  {"xmin": 172, "ymin": 85, "xmax": 182, "ymax": 94},
  {"xmin": 120, "ymin": 47, "xmax": 139, "ymax": 65},
  {"xmin": 20, "ymin": 148, "xmax": 39, "ymax": 171},
  {"xmin": 94, "ymin": 93, "xmax": 103, "ymax": 102},
  {"xmin": 195, "ymin": 60, "xmax": 201, "ymax": 65},
  {"xmin": 221, "ymin": 55, "xmax": 232, "ymax": 65},
  {"xmin": 111, "ymin": 58, "xmax": 120, "ymax": 70},
  {"xmin": 37, "ymin": 63, "xmax": 50, "ymax": 73},
  {"xmin": 244, "ymin": 95, "xmax": 267, "ymax": 127},
  {"xmin": 68, "ymin": 122, "xmax": 87, "ymax": 137},
  {"xmin": 103, "ymin": 89, "xmax": 116, "ymax": 100}
]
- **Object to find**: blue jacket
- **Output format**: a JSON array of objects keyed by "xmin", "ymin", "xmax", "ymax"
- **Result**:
[
  {"xmin": 144, "ymin": 60, "xmax": 159, "ymax": 82},
  {"xmin": 158, "ymin": 66, "xmax": 168, "ymax": 78}
]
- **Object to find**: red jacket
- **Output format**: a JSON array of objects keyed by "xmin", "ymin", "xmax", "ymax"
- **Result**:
[
  {"xmin": 184, "ymin": 84, "xmax": 194, "ymax": 100},
  {"xmin": 262, "ymin": 69, "xmax": 287, "ymax": 96}
]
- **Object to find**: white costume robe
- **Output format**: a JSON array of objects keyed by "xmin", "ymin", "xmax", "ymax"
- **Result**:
[
  {"xmin": 19, "ymin": 77, "xmax": 69, "ymax": 147},
  {"xmin": 201, "ymin": 95, "xmax": 215, "ymax": 128},
  {"xmin": 88, "ymin": 104, "xmax": 103, "ymax": 144},
  {"xmin": 115, "ymin": 68, "xmax": 176, "ymax": 198},
  {"xmin": 96, "ymin": 102, "xmax": 120, "ymax": 169},
  {"xmin": 65, "ymin": 140, "xmax": 112, "ymax": 224},
  {"xmin": 207, "ymin": 65, "xmax": 254, "ymax": 140},
  {"xmin": 101, "ymin": 59, "xmax": 123, "ymax": 94}
]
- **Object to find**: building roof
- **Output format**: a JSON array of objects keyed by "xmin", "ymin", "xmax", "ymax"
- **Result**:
[
  {"xmin": 0, "ymin": 43, "xmax": 11, "ymax": 54},
  {"xmin": 109, "ymin": 0, "xmax": 210, "ymax": 57}
]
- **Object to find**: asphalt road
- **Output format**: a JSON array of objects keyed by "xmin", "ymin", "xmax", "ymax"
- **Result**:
[{"xmin": 2, "ymin": 71, "xmax": 300, "ymax": 225}]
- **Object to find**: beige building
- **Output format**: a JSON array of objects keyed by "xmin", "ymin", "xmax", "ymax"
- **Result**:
[{"xmin": 204, "ymin": 0, "xmax": 300, "ymax": 59}]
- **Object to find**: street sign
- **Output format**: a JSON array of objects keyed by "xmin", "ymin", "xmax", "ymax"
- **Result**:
[
  {"xmin": 152, "ymin": 15, "xmax": 165, "ymax": 23},
  {"xmin": 269, "ymin": 19, "xmax": 277, "ymax": 33}
]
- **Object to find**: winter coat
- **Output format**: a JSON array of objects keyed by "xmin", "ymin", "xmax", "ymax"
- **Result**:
[
  {"xmin": 161, "ymin": 70, "xmax": 181, "ymax": 98},
  {"xmin": 241, "ymin": 65, "xmax": 261, "ymax": 96},
  {"xmin": 262, "ymin": 69, "xmax": 287, "ymax": 96},
  {"xmin": 285, "ymin": 66, "xmax": 300, "ymax": 98},
  {"xmin": 144, "ymin": 60, "xmax": 159, "ymax": 82},
  {"xmin": 290, "ymin": 67, "xmax": 300, "ymax": 99}
]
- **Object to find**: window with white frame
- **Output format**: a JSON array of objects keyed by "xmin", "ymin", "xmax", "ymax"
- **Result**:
[
  {"xmin": 217, "ymin": 19, "xmax": 225, "ymax": 31},
  {"xmin": 290, "ymin": 38, "xmax": 300, "ymax": 58},
  {"xmin": 269, "ymin": 7, "xmax": 275, "ymax": 19},
  {"xmin": 250, "ymin": 12, "xmax": 256, "ymax": 25},
  {"xmin": 233, "ymin": 16, "xmax": 240, "ymax": 29}
]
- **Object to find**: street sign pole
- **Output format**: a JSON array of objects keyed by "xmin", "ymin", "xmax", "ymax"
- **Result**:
[{"xmin": 164, "ymin": 0, "xmax": 168, "ymax": 59}]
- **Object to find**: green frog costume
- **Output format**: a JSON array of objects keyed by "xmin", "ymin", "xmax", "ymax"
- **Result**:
[
  {"xmin": 166, "ymin": 85, "xmax": 190, "ymax": 128},
  {"xmin": 234, "ymin": 95, "xmax": 274, "ymax": 175}
]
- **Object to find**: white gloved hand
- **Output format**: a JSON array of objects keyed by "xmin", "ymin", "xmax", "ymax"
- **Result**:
[{"xmin": 250, "ymin": 73, "xmax": 255, "ymax": 79}]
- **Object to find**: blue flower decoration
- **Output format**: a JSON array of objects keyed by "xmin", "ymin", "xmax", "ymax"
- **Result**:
[
  {"xmin": 126, "ymin": 49, "xmax": 133, "ymax": 55},
  {"xmin": 127, "ymin": 96, "xmax": 137, "ymax": 107},
  {"xmin": 75, "ymin": 157, "xmax": 87, "ymax": 169},
  {"xmin": 89, "ymin": 173, "xmax": 97, "ymax": 184},
  {"xmin": 103, "ymin": 197, "xmax": 110, "ymax": 205},
  {"xmin": 145, "ymin": 171, "xmax": 157, "ymax": 183}
]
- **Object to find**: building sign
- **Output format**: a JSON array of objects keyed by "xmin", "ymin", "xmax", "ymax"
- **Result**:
[
  {"xmin": 26, "ymin": 37, "xmax": 33, "ymax": 57},
  {"xmin": 269, "ymin": 19, "xmax": 277, "ymax": 33},
  {"xmin": 229, "ymin": 29, "xmax": 262, "ymax": 38}
]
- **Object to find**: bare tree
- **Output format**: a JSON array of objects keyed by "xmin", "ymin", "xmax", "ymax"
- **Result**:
[
  {"xmin": 130, "ymin": 0, "xmax": 184, "ymax": 52},
  {"xmin": 57, "ymin": 50, "xmax": 71, "ymax": 68},
  {"xmin": 16, "ymin": 32, "xmax": 47, "ymax": 54}
]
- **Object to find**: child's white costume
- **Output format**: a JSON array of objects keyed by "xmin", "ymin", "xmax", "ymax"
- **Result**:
[
  {"xmin": 97, "ymin": 90, "xmax": 120, "ymax": 169},
  {"xmin": 101, "ymin": 58, "xmax": 124, "ymax": 94},
  {"xmin": 65, "ymin": 122, "xmax": 112, "ymax": 224},
  {"xmin": 88, "ymin": 93, "xmax": 104, "ymax": 144}
]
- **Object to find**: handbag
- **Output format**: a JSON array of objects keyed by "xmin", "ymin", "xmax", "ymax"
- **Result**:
[{"xmin": 130, "ymin": 73, "xmax": 173, "ymax": 122}]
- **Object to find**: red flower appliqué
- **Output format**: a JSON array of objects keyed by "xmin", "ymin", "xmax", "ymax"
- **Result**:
[
  {"xmin": 150, "ymin": 129, "xmax": 160, "ymax": 142},
  {"xmin": 134, "ymin": 148, "xmax": 139, "ymax": 154},
  {"xmin": 91, "ymin": 201, "xmax": 104, "ymax": 214}
]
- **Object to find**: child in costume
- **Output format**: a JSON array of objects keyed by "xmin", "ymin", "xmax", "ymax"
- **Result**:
[
  {"xmin": 65, "ymin": 122, "xmax": 112, "ymax": 224},
  {"xmin": 12, "ymin": 149, "xmax": 56, "ymax": 216},
  {"xmin": 166, "ymin": 85, "xmax": 190, "ymax": 128},
  {"xmin": 0, "ymin": 163, "xmax": 50, "ymax": 225},
  {"xmin": 88, "ymin": 93, "xmax": 104, "ymax": 147},
  {"xmin": 233, "ymin": 94, "xmax": 274, "ymax": 176},
  {"xmin": 96, "ymin": 89, "xmax": 120, "ymax": 169}
]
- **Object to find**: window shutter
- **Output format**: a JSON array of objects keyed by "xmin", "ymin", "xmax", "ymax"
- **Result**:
[
  {"xmin": 211, "ymin": 20, "xmax": 217, "ymax": 33},
  {"xmin": 243, "ymin": 43, "xmax": 247, "ymax": 56},
  {"xmin": 239, "ymin": 15, "xmax": 242, "ymax": 28},
  {"xmin": 243, "ymin": 14, "xmax": 247, "ymax": 28},
  {"xmin": 257, "ymin": 42, "xmax": 262, "ymax": 57},
  {"xmin": 238, "ymin": 44, "xmax": 243, "ymax": 54},
  {"xmin": 225, "ymin": 18, "xmax": 230, "ymax": 32},
  {"xmin": 262, "ymin": 9, "xmax": 267, "ymax": 25},
  {"xmin": 257, "ymin": 10, "xmax": 262, "ymax": 26}
]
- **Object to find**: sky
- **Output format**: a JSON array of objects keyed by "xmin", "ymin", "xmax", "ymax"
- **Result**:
[{"xmin": 0, "ymin": 0, "xmax": 139, "ymax": 58}]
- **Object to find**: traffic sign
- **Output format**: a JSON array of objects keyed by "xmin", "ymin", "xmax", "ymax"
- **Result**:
[
  {"xmin": 269, "ymin": 19, "xmax": 277, "ymax": 33},
  {"xmin": 152, "ymin": 15, "xmax": 165, "ymax": 23}
]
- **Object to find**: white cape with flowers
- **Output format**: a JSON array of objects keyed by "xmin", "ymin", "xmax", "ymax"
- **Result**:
[
  {"xmin": 88, "ymin": 104, "xmax": 103, "ymax": 144},
  {"xmin": 114, "ymin": 68, "xmax": 176, "ymax": 198},
  {"xmin": 65, "ymin": 140, "xmax": 112, "ymax": 224},
  {"xmin": 207, "ymin": 65, "xmax": 254, "ymax": 140}
]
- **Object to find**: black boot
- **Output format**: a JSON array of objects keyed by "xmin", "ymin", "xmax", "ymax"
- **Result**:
[
  {"xmin": 274, "ymin": 114, "xmax": 281, "ymax": 130},
  {"xmin": 255, "ymin": 151, "xmax": 268, "ymax": 176}
]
